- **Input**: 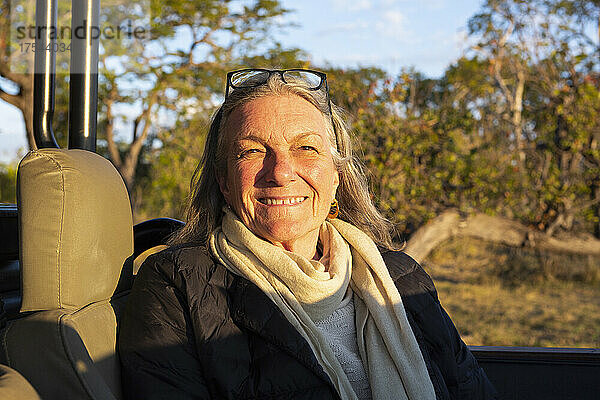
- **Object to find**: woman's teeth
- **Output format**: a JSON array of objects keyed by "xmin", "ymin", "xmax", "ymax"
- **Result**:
[{"xmin": 260, "ymin": 197, "xmax": 306, "ymax": 205}]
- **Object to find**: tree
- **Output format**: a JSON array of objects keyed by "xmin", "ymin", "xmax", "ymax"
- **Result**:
[
  {"xmin": 0, "ymin": 0, "xmax": 72, "ymax": 149},
  {"xmin": 319, "ymin": 2, "xmax": 600, "ymax": 257},
  {"xmin": 401, "ymin": 0, "xmax": 600, "ymax": 258},
  {"xmin": 1, "ymin": 0, "xmax": 304, "ymax": 198},
  {"xmin": 466, "ymin": 0, "xmax": 600, "ymax": 237},
  {"xmin": 137, "ymin": 48, "xmax": 308, "ymax": 220},
  {"xmin": 97, "ymin": 0, "xmax": 304, "ymax": 193},
  {"xmin": 0, "ymin": 0, "xmax": 34, "ymax": 149},
  {"xmin": 468, "ymin": 0, "xmax": 536, "ymax": 169}
]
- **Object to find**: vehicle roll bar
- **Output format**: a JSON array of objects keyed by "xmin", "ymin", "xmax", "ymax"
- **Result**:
[
  {"xmin": 33, "ymin": 0, "xmax": 99, "ymax": 151},
  {"xmin": 33, "ymin": 0, "xmax": 59, "ymax": 149},
  {"xmin": 68, "ymin": 0, "xmax": 99, "ymax": 151}
]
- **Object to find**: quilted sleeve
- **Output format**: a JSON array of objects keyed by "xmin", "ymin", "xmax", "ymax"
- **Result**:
[
  {"xmin": 438, "ymin": 305, "xmax": 499, "ymax": 399},
  {"xmin": 118, "ymin": 251, "xmax": 211, "ymax": 400}
]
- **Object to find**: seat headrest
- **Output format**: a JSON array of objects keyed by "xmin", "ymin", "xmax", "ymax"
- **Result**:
[{"xmin": 18, "ymin": 149, "xmax": 133, "ymax": 312}]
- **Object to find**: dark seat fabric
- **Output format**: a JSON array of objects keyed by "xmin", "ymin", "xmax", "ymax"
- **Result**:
[{"xmin": 119, "ymin": 244, "xmax": 497, "ymax": 399}]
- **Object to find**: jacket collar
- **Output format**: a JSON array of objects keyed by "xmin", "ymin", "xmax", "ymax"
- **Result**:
[{"xmin": 228, "ymin": 274, "xmax": 334, "ymax": 386}]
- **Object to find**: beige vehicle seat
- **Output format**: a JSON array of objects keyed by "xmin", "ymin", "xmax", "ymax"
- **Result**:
[
  {"xmin": 0, "ymin": 364, "xmax": 41, "ymax": 399},
  {"xmin": 0, "ymin": 149, "xmax": 133, "ymax": 400}
]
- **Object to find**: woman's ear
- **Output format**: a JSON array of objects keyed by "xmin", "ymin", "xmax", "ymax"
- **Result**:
[
  {"xmin": 217, "ymin": 172, "xmax": 231, "ymax": 205},
  {"xmin": 333, "ymin": 168, "xmax": 340, "ymax": 195}
]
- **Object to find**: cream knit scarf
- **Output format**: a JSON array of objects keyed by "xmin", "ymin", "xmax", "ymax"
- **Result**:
[{"xmin": 209, "ymin": 208, "xmax": 436, "ymax": 400}]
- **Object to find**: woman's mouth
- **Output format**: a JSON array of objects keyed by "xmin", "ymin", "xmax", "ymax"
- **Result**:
[{"xmin": 257, "ymin": 197, "xmax": 308, "ymax": 206}]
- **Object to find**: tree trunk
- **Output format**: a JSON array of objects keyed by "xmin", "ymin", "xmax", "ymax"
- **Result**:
[
  {"xmin": 103, "ymin": 89, "xmax": 158, "ymax": 192},
  {"xmin": 594, "ymin": 183, "xmax": 600, "ymax": 239},
  {"xmin": 512, "ymin": 68, "xmax": 525, "ymax": 168},
  {"xmin": 403, "ymin": 209, "xmax": 600, "ymax": 263}
]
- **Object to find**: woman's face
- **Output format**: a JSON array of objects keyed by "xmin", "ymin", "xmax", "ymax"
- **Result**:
[{"xmin": 219, "ymin": 94, "xmax": 339, "ymax": 252}]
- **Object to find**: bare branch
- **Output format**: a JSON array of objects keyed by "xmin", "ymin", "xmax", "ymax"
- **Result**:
[
  {"xmin": 0, "ymin": 85, "xmax": 22, "ymax": 109},
  {"xmin": 491, "ymin": 19, "xmax": 516, "ymax": 105},
  {"xmin": 0, "ymin": 65, "xmax": 29, "ymax": 88},
  {"xmin": 119, "ymin": 91, "xmax": 160, "ymax": 188},
  {"xmin": 104, "ymin": 94, "xmax": 122, "ymax": 168}
]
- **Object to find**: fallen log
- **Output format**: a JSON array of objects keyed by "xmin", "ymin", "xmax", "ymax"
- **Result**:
[{"xmin": 403, "ymin": 209, "xmax": 600, "ymax": 263}]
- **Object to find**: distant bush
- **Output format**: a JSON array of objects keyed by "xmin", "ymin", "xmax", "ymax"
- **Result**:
[
  {"xmin": 428, "ymin": 237, "xmax": 600, "ymax": 286},
  {"xmin": 489, "ymin": 245, "xmax": 600, "ymax": 286},
  {"xmin": 0, "ymin": 163, "xmax": 17, "ymax": 204}
]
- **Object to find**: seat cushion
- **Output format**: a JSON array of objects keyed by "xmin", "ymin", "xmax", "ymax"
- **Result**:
[
  {"xmin": 1, "ymin": 301, "xmax": 122, "ymax": 400},
  {"xmin": 0, "ymin": 364, "xmax": 41, "ymax": 400}
]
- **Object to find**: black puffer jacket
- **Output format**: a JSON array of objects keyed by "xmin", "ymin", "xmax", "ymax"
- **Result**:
[{"xmin": 118, "ymin": 244, "xmax": 497, "ymax": 399}]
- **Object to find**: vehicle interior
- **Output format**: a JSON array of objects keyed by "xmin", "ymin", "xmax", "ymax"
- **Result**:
[{"xmin": 0, "ymin": 0, "xmax": 598, "ymax": 399}]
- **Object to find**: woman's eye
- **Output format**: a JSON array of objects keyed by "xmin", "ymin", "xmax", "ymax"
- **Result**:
[
  {"xmin": 299, "ymin": 145, "xmax": 318, "ymax": 153},
  {"xmin": 239, "ymin": 148, "xmax": 263, "ymax": 158}
]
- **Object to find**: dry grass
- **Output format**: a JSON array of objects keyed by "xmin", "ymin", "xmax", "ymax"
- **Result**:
[{"xmin": 422, "ymin": 237, "xmax": 600, "ymax": 348}]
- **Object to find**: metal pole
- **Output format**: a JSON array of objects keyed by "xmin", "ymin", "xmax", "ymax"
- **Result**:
[
  {"xmin": 68, "ymin": 0, "xmax": 99, "ymax": 151},
  {"xmin": 33, "ymin": 0, "xmax": 59, "ymax": 149}
]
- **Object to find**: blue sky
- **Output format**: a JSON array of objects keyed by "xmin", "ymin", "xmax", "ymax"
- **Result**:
[
  {"xmin": 276, "ymin": 0, "xmax": 481, "ymax": 77},
  {"xmin": 0, "ymin": 0, "xmax": 484, "ymax": 163}
]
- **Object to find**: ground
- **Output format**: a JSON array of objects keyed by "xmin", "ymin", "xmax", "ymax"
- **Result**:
[{"xmin": 422, "ymin": 237, "xmax": 600, "ymax": 348}]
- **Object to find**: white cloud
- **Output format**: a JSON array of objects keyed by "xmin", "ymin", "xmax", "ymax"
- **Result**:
[
  {"xmin": 331, "ymin": 0, "xmax": 446, "ymax": 12},
  {"xmin": 382, "ymin": 9, "xmax": 404, "ymax": 25},
  {"xmin": 374, "ymin": 9, "xmax": 411, "ymax": 40},
  {"xmin": 330, "ymin": 0, "xmax": 372, "ymax": 12},
  {"xmin": 421, "ymin": 0, "xmax": 446, "ymax": 9},
  {"xmin": 349, "ymin": 0, "xmax": 373, "ymax": 11},
  {"xmin": 316, "ymin": 21, "xmax": 370, "ymax": 35},
  {"xmin": 380, "ymin": 0, "xmax": 446, "ymax": 9}
]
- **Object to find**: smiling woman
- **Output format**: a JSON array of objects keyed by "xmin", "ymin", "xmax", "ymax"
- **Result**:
[
  {"xmin": 219, "ymin": 95, "xmax": 339, "ymax": 259},
  {"xmin": 118, "ymin": 69, "xmax": 498, "ymax": 400}
]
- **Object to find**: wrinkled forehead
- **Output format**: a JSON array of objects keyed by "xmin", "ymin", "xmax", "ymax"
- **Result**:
[{"xmin": 221, "ymin": 94, "xmax": 331, "ymax": 145}]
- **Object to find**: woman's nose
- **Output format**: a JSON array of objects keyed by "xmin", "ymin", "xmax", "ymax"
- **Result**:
[{"xmin": 264, "ymin": 153, "xmax": 295, "ymax": 186}]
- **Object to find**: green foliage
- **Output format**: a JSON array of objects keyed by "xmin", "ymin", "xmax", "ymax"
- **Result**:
[
  {"xmin": 307, "ymin": 0, "xmax": 599, "ymax": 241},
  {"xmin": 137, "ymin": 115, "xmax": 210, "ymax": 220},
  {"xmin": 0, "ymin": 162, "xmax": 16, "ymax": 203},
  {"xmin": 90, "ymin": 0, "xmax": 307, "ymax": 216},
  {"xmin": 116, "ymin": 0, "xmax": 600, "ymax": 243},
  {"xmin": 6, "ymin": 0, "xmax": 597, "ymax": 241}
]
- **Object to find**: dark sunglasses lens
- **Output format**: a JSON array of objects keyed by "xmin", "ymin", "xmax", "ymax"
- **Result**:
[
  {"xmin": 282, "ymin": 71, "xmax": 323, "ymax": 89},
  {"xmin": 230, "ymin": 70, "xmax": 270, "ymax": 88}
]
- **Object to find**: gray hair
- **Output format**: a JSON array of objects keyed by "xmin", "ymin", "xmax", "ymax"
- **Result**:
[{"xmin": 169, "ymin": 73, "xmax": 396, "ymax": 249}]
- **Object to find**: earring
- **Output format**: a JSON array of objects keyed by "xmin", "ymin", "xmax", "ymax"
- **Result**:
[{"xmin": 328, "ymin": 199, "xmax": 339, "ymax": 219}]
